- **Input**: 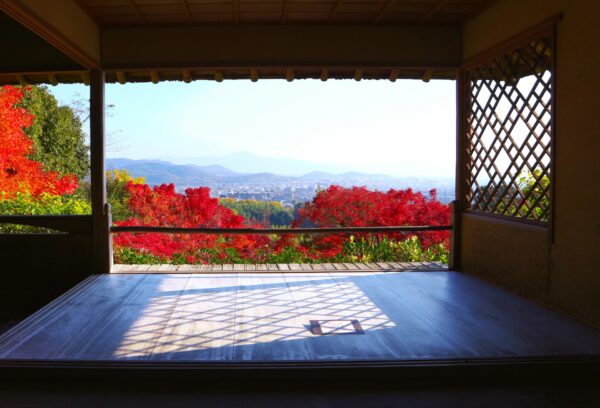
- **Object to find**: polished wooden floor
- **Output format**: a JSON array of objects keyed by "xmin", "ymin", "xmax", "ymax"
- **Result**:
[{"xmin": 1, "ymin": 271, "xmax": 599, "ymax": 362}]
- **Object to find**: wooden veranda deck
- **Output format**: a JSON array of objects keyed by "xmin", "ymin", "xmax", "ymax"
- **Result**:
[
  {"xmin": 1, "ymin": 269, "xmax": 599, "ymax": 364},
  {"xmin": 111, "ymin": 261, "xmax": 448, "ymax": 273}
]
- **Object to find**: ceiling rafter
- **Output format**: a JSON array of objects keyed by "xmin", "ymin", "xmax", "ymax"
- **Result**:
[
  {"xmin": 47, "ymin": 73, "xmax": 58, "ymax": 86},
  {"xmin": 373, "ymin": 0, "xmax": 396, "ymax": 24},
  {"xmin": 182, "ymin": 69, "xmax": 192, "ymax": 83},
  {"xmin": 128, "ymin": 0, "xmax": 147, "ymax": 25},
  {"xmin": 354, "ymin": 69, "xmax": 363, "ymax": 81},
  {"xmin": 116, "ymin": 71, "xmax": 126, "ymax": 84},
  {"xmin": 181, "ymin": 0, "xmax": 192, "ymax": 25},
  {"xmin": 281, "ymin": 0, "xmax": 292, "ymax": 24},
  {"xmin": 72, "ymin": 0, "xmax": 101, "ymax": 27},
  {"xmin": 421, "ymin": 68, "xmax": 433, "ymax": 82},
  {"xmin": 233, "ymin": 0, "xmax": 240, "ymax": 24},
  {"xmin": 286, "ymin": 68, "xmax": 294, "ymax": 82},
  {"xmin": 327, "ymin": 0, "xmax": 343, "ymax": 24},
  {"xmin": 420, "ymin": 0, "xmax": 449, "ymax": 24}
]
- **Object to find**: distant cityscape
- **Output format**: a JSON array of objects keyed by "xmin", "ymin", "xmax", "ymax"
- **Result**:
[
  {"xmin": 207, "ymin": 181, "xmax": 454, "ymax": 207},
  {"xmin": 107, "ymin": 157, "xmax": 456, "ymax": 207}
]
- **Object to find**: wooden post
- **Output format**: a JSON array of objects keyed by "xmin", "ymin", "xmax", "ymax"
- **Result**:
[
  {"xmin": 448, "ymin": 200, "xmax": 460, "ymax": 270},
  {"xmin": 90, "ymin": 69, "xmax": 112, "ymax": 274},
  {"xmin": 451, "ymin": 68, "xmax": 466, "ymax": 271}
]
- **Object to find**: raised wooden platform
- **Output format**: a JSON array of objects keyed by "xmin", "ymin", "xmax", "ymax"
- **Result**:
[{"xmin": 1, "ymin": 271, "xmax": 599, "ymax": 364}]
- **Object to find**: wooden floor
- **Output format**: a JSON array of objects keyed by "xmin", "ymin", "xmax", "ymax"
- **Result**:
[
  {"xmin": 111, "ymin": 261, "xmax": 448, "ymax": 273},
  {"xmin": 1, "ymin": 270, "xmax": 599, "ymax": 362}
]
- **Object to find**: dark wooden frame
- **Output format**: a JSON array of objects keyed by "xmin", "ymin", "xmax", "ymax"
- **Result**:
[
  {"xmin": 459, "ymin": 17, "xmax": 559, "ymax": 227},
  {"xmin": 89, "ymin": 69, "xmax": 112, "ymax": 274}
]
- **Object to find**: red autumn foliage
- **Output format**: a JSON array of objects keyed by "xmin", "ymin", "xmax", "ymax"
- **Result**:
[
  {"xmin": 113, "ymin": 182, "xmax": 450, "ymax": 263},
  {"xmin": 113, "ymin": 183, "xmax": 270, "ymax": 262},
  {"xmin": 294, "ymin": 186, "xmax": 451, "ymax": 258},
  {"xmin": 0, "ymin": 86, "xmax": 77, "ymax": 197}
]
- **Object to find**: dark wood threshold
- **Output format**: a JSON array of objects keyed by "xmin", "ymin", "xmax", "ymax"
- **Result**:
[{"xmin": 1, "ymin": 356, "xmax": 598, "ymax": 383}]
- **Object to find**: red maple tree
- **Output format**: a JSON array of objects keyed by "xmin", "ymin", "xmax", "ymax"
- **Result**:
[{"xmin": 0, "ymin": 86, "xmax": 77, "ymax": 197}]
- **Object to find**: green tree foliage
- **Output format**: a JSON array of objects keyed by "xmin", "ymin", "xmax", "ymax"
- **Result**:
[
  {"xmin": 0, "ymin": 192, "xmax": 91, "ymax": 233},
  {"xmin": 219, "ymin": 198, "xmax": 294, "ymax": 227},
  {"xmin": 518, "ymin": 168, "xmax": 550, "ymax": 221},
  {"xmin": 18, "ymin": 86, "xmax": 89, "ymax": 179},
  {"xmin": 74, "ymin": 169, "xmax": 146, "ymax": 222},
  {"xmin": 107, "ymin": 169, "xmax": 145, "ymax": 222}
]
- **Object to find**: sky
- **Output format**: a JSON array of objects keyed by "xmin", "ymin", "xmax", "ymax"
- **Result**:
[{"xmin": 49, "ymin": 78, "xmax": 456, "ymax": 178}]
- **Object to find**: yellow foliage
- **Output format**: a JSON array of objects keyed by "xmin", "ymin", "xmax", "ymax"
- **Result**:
[{"xmin": 106, "ymin": 169, "xmax": 145, "ymax": 185}]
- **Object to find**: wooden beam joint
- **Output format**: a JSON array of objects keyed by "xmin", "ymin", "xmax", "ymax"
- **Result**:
[
  {"xmin": 373, "ymin": 0, "xmax": 396, "ymax": 24},
  {"xmin": 286, "ymin": 68, "xmax": 294, "ymax": 82},
  {"xmin": 115, "ymin": 71, "xmax": 126, "ymax": 85},
  {"xmin": 422, "ymin": 68, "xmax": 433, "ymax": 82},
  {"xmin": 182, "ymin": 69, "xmax": 192, "ymax": 83}
]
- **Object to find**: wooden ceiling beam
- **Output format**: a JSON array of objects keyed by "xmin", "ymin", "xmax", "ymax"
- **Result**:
[
  {"xmin": 128, "ymin": 0, "xmax": 147, "ymax": 25},
  {"xmin": 214, "ymin": 70, "xmax": 224, "ymax": 82},
  {"xmin": 420, "ymin": 0, "xmax": 449, "ymax": 24},
  {"xmin": 281, "ymin": 0, "xmax": 291, "ymax": 24},
  {"xmin": 181, "ymin": 0, "xmax": 192, "ymax": 25},
  {"xmin": 327, "ymin": 0, "xmax": 343, "ymax": 24},
  {"xmin": 16, "ymin": 74, "xmax": 27, "ymax": 85},
  {"xmin": 320, "ymin": 68, "xmax": 329, "ymax": 81},
  {"xmin": 115, "ymin": 71, "xmax": 126, "ymax": 85},
  {"xmin": 150, "ymin": 70, "xmax": 159, "ymax": 84},
  {"xmin": 102, "ymin": 25, "xmax": 461, "ymax": 69},
  {"xmin": 354, "ymin": 69, "xmax": 363, "ymax": 81},
  {"xmin": 72, "ymin": 0, "xmax": 101, "ymax": 27},
  {"xmin": 250, "ymin": 68, "xmax": 259, "ymax": 82},
  {"xmin": 389, "ymin": 69, "xmax": 399, "ymax": 82},
  {"xmin": 0, "ymin": 0, "xmax": 100, "ymax": 69},
  {"xmin": 81, "ymin": 72, "xmax": 90, "ymax": 85},
  {"xmin": 286, "ymin": 68, "xmax": 294, "ymax": 82},
  {"xmin": 182, "ymin": 69, "xmax": 192, "ymax": 83},
  {"xmin": 48, "ymin": 73, "xmax": 58, "ymax": 86},
  {"xmin": 233, "ymin": 0, "xmax": 239, "ymax": 24},
  {"xmin": 373, "ymin": 0, "xmax": 396, "ymax": 24},
  {"xmin": 421, "ymin": 68, "xmax": 433, "ymax": 82}
]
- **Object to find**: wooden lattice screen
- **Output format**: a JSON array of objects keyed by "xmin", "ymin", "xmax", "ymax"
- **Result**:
[{"xmin": 463, "ymin": 32, "xmax": 554, "ymax": 224}]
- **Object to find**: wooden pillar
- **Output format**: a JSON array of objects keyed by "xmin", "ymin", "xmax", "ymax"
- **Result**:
[
  {"xmin": 90, "ymin": 69, "xmax": 112, "ymax": 274},
  {"xmin": 451, "ymin": 68, "xmax": 466, "ymax": 271}
]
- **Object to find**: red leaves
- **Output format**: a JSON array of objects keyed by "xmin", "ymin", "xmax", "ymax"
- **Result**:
[
  {"xmin": 113, "ymin": 183, "xmax": 450, "ymax": 263},
  {"xmin": 113, "ymin": 182, "xmax": 269, "ymax": 263},
  {"xmin": 296, "ymin": 185, "xmax": 451, "ymax": 256},
  {"xmin": 0, "ymin": 86, "xmax": 78, "ymax": 197}
]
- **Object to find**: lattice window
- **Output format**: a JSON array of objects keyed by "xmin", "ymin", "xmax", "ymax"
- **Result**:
[{"xmin": 463, "ymin": 34, "xmax": 554, "ymax": 224}]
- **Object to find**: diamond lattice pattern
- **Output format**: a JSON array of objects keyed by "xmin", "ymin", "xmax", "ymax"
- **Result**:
[{"xmin": 465, "ymin": 36, "xmax": 553, "ymax": 222}]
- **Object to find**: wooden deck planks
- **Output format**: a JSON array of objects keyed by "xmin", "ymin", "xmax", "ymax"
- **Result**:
[
  {"xmin": 149, "ymin": 274, "xmax": 238, "ymax": 361},
  {"xmin": 3, "ymin": 271, "xmax": 599, "ymax": 363},
  {"xmin": 111, "ymin": 262, "xmax": 449, "ymax": 274},
  {"xmin": 233, "ymin": 273, "xmax": 312, "ymax": 360}
]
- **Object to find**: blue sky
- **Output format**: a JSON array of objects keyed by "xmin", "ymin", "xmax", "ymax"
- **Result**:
[{"xmin": 49, "ymin": 79, "xmax": 456, "ymax": 177}]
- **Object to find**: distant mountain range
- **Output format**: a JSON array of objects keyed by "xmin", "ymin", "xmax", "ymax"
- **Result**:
[
  {"xmin": 155, "ymin": 151, "xmax": 349, "ymax": 176},
  {"xmin": 106, "ymin": 156, "xmax": 454, "ymax": 192}
]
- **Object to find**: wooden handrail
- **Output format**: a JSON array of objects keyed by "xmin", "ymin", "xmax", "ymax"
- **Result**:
[
  {"xmin": 0, "ymin": 215, "xmax": 93, "ymax": 234},
  {"xmin": 110, "ymin": 225, "xmax": 452, "ymax": 235}
]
